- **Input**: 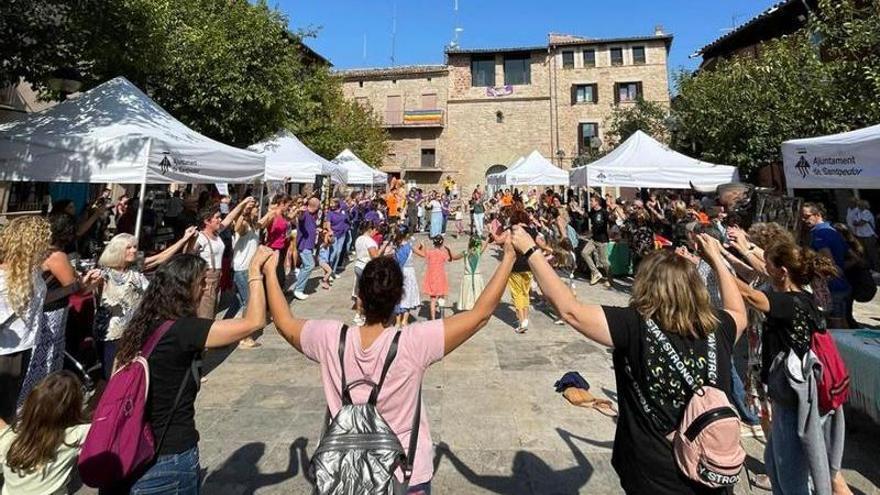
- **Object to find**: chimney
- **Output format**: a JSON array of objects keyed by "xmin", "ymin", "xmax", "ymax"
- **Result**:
[{"xmin": 654, "ymin": 24, "xmax": 666, "ymax": 36}]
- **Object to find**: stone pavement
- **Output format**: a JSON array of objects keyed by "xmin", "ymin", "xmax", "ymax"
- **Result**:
[{"xmin": 75, "ymin": 235, "xmax": 880, "ymax": 494}]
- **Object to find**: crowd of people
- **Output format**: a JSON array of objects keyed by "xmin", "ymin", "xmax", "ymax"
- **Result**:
[{"xmin": 0, "ymin": 178, "xmax": 871, "ymax": 495}]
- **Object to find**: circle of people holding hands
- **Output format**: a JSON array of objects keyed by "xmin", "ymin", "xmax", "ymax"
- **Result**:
[{"xmin": 0, "ymin": 179, "xmax": 869, "ymax": 495}]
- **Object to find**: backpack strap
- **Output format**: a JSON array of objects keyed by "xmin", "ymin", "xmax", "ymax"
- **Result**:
[
  {"xmin": 338, "ymin": 324, "xmax": 352, "ymax": 405},
  {"xmin": 368, "ymin": 328, "xmax": 403, "ymax": 405},
  {"xmin": 155, "ymin": 358, "xmax": 201, "ymax": 455},
  {"xmin": 644, "ymin": 318, "xmax": 718, "ymax": 391},
  {"xmin": 402, "ymin": 387, "xmax": 421, "ymax": 487},
  {"xmin": 141, "ymin": 320, "xmax": 175, "ymax": 357}
]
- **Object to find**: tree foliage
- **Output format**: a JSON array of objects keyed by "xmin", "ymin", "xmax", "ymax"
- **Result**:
[
  {"xmin": 0, "ymin": 0, "xmax": 387, "ymax": 162},
  {"xmin": 672, "ymin": 0, "xmax": 880, "ymax": 180},
  {"xmin": 605, "ymin": 97, "xmax": 669, "ymax": 145}
]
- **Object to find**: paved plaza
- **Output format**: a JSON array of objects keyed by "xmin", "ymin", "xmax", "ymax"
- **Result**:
[{"xmin": 75, "ymin": 235, "xmax": 880, "ymax": 494}]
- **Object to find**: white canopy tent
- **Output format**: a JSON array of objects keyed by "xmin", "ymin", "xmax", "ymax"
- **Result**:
[
  {"xmin": 331, "ymin": 148, "xmax": 387, "ymax": 185},
  {"xmin": 487, "ymin": 151, "xmax": 568, "ymax": 186},
  {"xmin": 487, "ymin": 156, "xmax": 525, "ymax": 186},
  {"xmin": 782, "ymin": 124, "xmax": 880, "ymax": 191},
  {"xmin": 569, "ymin": 130, "xmax": 739, "ymax": 191},
  {"xmin": 0, "ymin": 76, "xmax": 266, "ymax": 235},
  {"xmin": 249, "ymin": 131, "xmax": 347, "ymax": 185}
]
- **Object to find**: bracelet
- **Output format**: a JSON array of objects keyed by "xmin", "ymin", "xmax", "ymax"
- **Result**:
[
  {"xmin": 523, "ymin": 245, "xmax": 539, "ymax": 260},
  {"xmin": 248, "ymin": 275, "xmax": 263, "ymax": 283}
]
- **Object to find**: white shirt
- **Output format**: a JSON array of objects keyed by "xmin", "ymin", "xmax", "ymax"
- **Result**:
[
  {"xmin": 196, "ymin": 232, "xmax": 225, "ymax": 270},
  {"xmin": 0, "ymin": 270, "xmax": 46, "ymax": 355},
  {"xmin": 354, "ymin": 235, "xmax": 378, "ymax": 270},
  {"xmin": 232, "ymin": 227, "xmax": 260, "ymax": 272},
  {"xmin": 853, "ymin": 208, "xmax": 876, "ymax": 238},
  {"xmin": 0, "ymin": 424, "xmax": 90, "ymax": 495}
]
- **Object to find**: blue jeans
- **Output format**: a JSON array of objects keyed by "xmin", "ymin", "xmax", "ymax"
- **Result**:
[
  {"xmin": 130, "ymin": 446, "xmax": 200, "ymax": 494},
  {"xmin": 829, "ymin": 289, "xmax": 850, "ymax": 320},
  {"xmin": 330, "ymin": 234, "xmax": 346, "ymax": 273},
  {"xmin": 473, "ymin": 213, "xmax": 484, "ymax": 236},
  {"xmin": 765, "ymin": 402, "xmax": 811, "ymax": 495},
  {"xmin": 408, "ymin": 482, "xmax": 431, "ymax": 494},
  {"xmin": 731, "ymin": 362, "xmax": 760, "ymax": 425},
  {"xmin": 294, "ymin": 250, "xmax": 315, "ymax": 293},
  {"xmin": 223, "ymin": 270, "xmax": 250, "ymax": 319}
]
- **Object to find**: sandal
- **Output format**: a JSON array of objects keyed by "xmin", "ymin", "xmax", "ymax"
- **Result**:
[
  {"xmin": 321, "ymin": 281, "xmax": 331, "ymax": 290},
  {"xmin": 238, "ymin": 339, "xmax": 261, "ymax": 349}
]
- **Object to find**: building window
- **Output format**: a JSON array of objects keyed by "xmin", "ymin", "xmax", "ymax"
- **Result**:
[
  {"xmin": 615, "ymin": 82, "xmax": 642, "ymax": 103},
  {"xmin": 632, "ymin": 46, "xmax": 646, "ymax": 65},
  {"xmin": 561, "ymin": 51, "xmax": 574, "ymax": 69},
  {"xmin": 421, "ymin": 148, "xmax": 436, "ymax": 167},
  {"xmin": 572, "ymin": 84, "xmax": 598, "ymax": 104},
  {"xmin": 578, "ymin": 123, "xmax": 599, "ymax": 154},
  {"xmin": 471, "ymin": 56, "xmax": 495, "ymax": 87},
  {"xmin": 427, "ymin": 77, "xmax": 432, "ymax": 82},
  {"xmin": 358, "ymin": 81, "xmax": 364, "ymax": 88},
  {"xmin": 421, "ymin": 93, "xmax": 437, "ymax": 109},
  {"xmin": 583, "ymin": 49, "xmax": 596, "ymax": 67},
  {"xmin": 503, "ymin": 53, "xmax": 531, "ymax": 85},
  {"xmin": 610, "ymin": 47, "xmax": 623, "ymax": 66}
]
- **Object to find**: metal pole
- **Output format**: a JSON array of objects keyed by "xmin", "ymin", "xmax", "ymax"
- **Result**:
[{"xmin": 133, "ymin": 179, "xmax": 147, "ymax": 246}]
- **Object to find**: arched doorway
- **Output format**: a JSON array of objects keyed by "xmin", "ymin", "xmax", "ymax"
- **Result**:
[{"xmin": 485, "ymin": 164, "xmax": 507, "ymax": 194}]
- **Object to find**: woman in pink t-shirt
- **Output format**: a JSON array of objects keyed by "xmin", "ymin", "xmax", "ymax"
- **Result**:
[
  {"xmin": 259, "ymin": 193, "xmax": 292, "ymax": 286},
  {"xmin": 264, "ymin": 238, "xmax": 515, "ymax": 493}
]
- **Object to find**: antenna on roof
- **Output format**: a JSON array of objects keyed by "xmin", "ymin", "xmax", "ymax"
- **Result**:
[
  {"xmin": 720, "ymin": 13, "xmax": 745, "ymax": 33},
  {"xmin": 448, "ymin": 0, "xmax": 463, "ymax": 49},
  {"xmin": 390, "ymin": 2, "xmax": 397, "ymax": 66}
]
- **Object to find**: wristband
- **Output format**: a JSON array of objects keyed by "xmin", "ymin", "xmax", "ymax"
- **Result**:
[{"xmin": 523, "ymin": 245, "xmax": 539, "ymax": 260}]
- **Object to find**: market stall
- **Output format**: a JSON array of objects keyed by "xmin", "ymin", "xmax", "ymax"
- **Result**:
[
  {"xmin": 487, "ymin": 150, "xmax": 568, "ymax": 186},
  {"xmin": 331, "ymin": 148, "xmax": 387, "ymax": 186},
  {"xmin": 0, "ymin": 76, "xmax": 266, "ymax": 235},
  {"xmin": 569, "ymin": 130, "xmax": 738, "ymax": 191},
  {"xmin": 249, "ymin": 131, "xmax": 347, "ymax": 185},
  {"xmin": 782, "ymin": 124, "xmax": 880, "ymax": 191}
]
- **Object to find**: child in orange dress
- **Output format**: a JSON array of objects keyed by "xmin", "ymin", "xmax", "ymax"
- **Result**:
[{"xmin": 415, "ymin": 235, "xmax": 463, "ymax": 320}]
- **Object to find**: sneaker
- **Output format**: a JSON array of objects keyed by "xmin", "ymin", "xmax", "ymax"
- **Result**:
[
  {"xmin": 590, "ymin": 274, "xmax": 601, "ymax": 285},
  {"xmin": 554, "ymin": 318, "xmax": 565, "ymax": 325},
  {"xmin": 514, "ymin": 324, "xmax": 527, "ymax": 334},
  {"xmin": 293, "ymin": 291, "xmax": 309, "ymax": 300},
  {"xmin": 294, "ymin": 268, "xmax": 301, "ymax": 277}
]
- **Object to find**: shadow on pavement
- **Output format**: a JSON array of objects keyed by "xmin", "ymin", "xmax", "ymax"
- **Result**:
[
  {"xmin": 202, "ymin": 438, "xmax": 311, "ymax": 494},
  {"xmin": 434, "ymin": 428, "xmax": 612, "ymax": 494}
]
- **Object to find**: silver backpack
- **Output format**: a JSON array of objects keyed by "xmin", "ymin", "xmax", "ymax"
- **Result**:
[{"xmin": 311, "ymin": 325, "xmax": 421, "ymax": 494}]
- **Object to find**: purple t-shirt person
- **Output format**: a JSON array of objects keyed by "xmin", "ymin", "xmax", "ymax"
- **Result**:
[
  {"xmin": 327, "ymin": 209, "xmax": 348, "ymax": 238},
  {"xmin": 298, "ymin": 210, "xmax": 318, "ymax": 251}
]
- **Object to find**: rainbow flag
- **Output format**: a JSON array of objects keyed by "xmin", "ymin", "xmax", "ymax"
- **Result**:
[{"xmin": 403, "ymin": 109, "xmax": 443, "ymax": 124}]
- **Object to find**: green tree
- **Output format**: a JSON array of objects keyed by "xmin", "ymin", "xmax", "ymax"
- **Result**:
[
  {"xmin": 605, "ymin": 97, "xmax": 669, "ymax": 145},
  {"xmin": 671, "ymin": 0, "xmax": 880, "ymax": 180}
]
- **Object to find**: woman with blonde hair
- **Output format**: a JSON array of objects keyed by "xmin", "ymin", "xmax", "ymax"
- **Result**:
[
  {"xmin": 0, "ymin": 217, "xmax": 51, "ymax": 423},
  {"xmin": 511, "ymin": 225, "xmax": 747, "ymax": 494},
  {"xmin": 94, "ymin": 227, "xmax": 198, "ymax": 377}
]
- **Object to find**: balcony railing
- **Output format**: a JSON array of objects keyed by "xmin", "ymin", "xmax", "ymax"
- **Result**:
[{"xmin": 383, "ymin": 109, "xmax": 445, "ymax": 128}]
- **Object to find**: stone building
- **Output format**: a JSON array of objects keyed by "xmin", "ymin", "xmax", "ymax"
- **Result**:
[{"xmin": 339, "ymin": 29, "xmax": 672, "ymax": 190}]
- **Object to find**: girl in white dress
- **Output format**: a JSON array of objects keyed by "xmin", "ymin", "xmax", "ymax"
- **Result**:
[{"xmin": 393, "ymin": 228, "xmax": 425, "ymax": 326}]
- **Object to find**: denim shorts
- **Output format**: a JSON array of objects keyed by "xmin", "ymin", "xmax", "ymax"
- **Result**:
[{"xmin": 130, "ymin": 446, "xmax": 200, "ymax": 495}]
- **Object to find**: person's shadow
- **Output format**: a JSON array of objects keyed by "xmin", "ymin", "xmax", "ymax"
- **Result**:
[
  {"xmin": 202, "ymin": 437, "xmax": 310, "ymax": 494},
  {"xmin": 434, "ymin": 428, "xmax": 613, "ymax": 494}
]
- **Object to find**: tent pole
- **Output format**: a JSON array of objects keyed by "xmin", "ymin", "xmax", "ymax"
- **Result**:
[
  {"xmin": 133, "ymin": 179, "xmax": 147, "ymax": 246},
  {"xmin": 257, "ymin": 181, "xmax": 265, "ymax": 217}
]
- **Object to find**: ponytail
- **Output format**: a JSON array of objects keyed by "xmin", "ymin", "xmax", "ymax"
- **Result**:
[{"xmin": 766, "ymin": 242, "xmax": 839, "ymax": 287}]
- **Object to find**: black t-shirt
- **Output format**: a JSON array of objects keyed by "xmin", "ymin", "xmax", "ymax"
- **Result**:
[
  {"xmin": 147, "ymin": 317, "xmax": 212, "ymax": 455},
  {"xmin": 603, "ymin": 306, "xmax": 737, "ymax": 495},
  {"xmin": 761, "ymin": 291, "xmax": 821, "ymax": 384},
  {"xmin": 589, "ymin": 208, "xmax": 609, "ymax": 243},
  {"xmin": 512, "ymin": 226, "xmax": 540, "ymax": 273}
]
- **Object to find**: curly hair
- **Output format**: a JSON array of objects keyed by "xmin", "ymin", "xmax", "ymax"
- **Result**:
[
  {"xmin": 766, "ymin": 242, "xmax": 839, "ymax": 288},
  {"xmin": 47, "ymin": 212, "xmax": 76, "ymax": 248},
  {"xmin": 115, "ymin": 254, "xmax": 206, "ymax": 365},
  {"xmin": 0, "ymin": 216, "xmax": 51, "ymax": 317},
  {"xmin": 747, "ymin": 222, "xmax": 795, "ymax": 250}
]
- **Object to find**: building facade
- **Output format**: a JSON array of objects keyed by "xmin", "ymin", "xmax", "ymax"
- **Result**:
[{"xmin": 340, "ymin": 30, "xmax": 672, "ymax": 190}]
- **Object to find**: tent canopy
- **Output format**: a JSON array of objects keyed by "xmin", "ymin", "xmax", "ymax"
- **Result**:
[
  {"xmin": 332, "ymin": 149, "xmax": 387, "ymax": 185},
  {"xmin": 569, "ymin": 130, "xmax": 739, "ymax": 190},
  {"xmin": 487, "ymin": 155, "xmax": 525, "ymax": 186},
  {"xmin": 488, "ymin": 151, "xmax": 568, "ymax": 186},
  {"xmin": 782, "ymin": 124, "xmax": 880, "ymax": 190},
  {"xmin": 0, "ymin": 77, "xmax": 265, "ymax": 184},
  {"xmin": 249, "ymin": 131, "xmax": 347, "ymax": 185}
]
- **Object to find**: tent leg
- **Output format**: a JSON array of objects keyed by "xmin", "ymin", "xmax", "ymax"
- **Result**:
[
  {"xmin": 257, "ymin": 181, "xmax": 265, "ymax": 217},
  {"xmin": 133, "ymin": 180, "xmax": 147, "ymax": 247}
]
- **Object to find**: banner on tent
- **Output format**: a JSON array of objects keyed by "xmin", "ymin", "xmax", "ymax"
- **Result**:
[{"xmin": 783, "ymin": 146, "xmax": 867, "ymax": 189}]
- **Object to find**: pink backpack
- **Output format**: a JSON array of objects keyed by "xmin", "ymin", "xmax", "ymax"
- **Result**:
[
  {"xmin": 645, "ymin": 319, "xmax": 745, "ymax": 488},
  {"xmin": 78, "ymin": 320, "xmax": 196, "ymax": 488}
]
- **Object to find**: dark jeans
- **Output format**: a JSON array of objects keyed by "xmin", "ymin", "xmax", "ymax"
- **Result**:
[
  {"xmin": 130, "ymin": 446, "xmax": 200, "ymax": 495},
  {"xmin": 730, "ymin": 362, "xmax": 760, "ymax": 425},
  {"xmin": 99, "ymin": 339, "xmax": 118, "ymax": 380},
  {"xmin": 0, "ymin": 349, "xmax": 31, "ymax": 423}
]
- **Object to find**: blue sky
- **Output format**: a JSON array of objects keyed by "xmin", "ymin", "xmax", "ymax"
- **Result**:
[{"xmin": 279, "ymin": 0, "xmax": 776, "ymax": 79}]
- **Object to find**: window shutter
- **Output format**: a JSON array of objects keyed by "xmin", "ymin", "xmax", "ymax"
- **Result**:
[
  {"xmin": 636, "ymin": 82, "xmax": 643, "ymax": 100},
  {"xmin": 571, "ymin": 85, "xmax": 578, "ymax": 105},
  {"xmin": 592, "ymin": 84, "xmax": 599, "ymax": 103},
  {"xmin": 613, "ymin": 83, "xmax": 620, "ymax": 104}
]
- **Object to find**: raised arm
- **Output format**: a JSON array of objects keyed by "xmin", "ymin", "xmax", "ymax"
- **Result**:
[
  {"xmin": 442, "ymin": 236, "xmax": 515, "ymax": 354},
  {"xmin": 511, "ymin": 226, "xmax": 612, "ymax": 347},
  {"xmin": 220, "ymin": 197, "xmax": 255, "ymax": 231},
  {"xmin": 696, "ymin": 234, "xmax": 749, "ymax": 338},
  {"xmin": 734, "ymin": 276, "xmax": 770, "ymax": 313},
  {"xmin": 264, "ymin": 252, "xmax": 307, "ymax": 351},
  {"xmin": 144, "ymin": 226, "xmax": 198, "ymax": 271},
  {"xmin": 258, "ymin": 204, "xmax": 279, "ymax": 230},
  {"xmin": 203, "ymin": 246, "xmax": 271, "ymax": 348},
  {"xmin": 77, "ymin": 203, "xmax": 107, "ymax": 238}
]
